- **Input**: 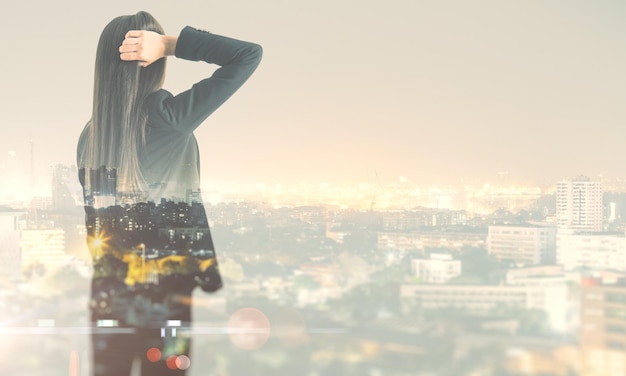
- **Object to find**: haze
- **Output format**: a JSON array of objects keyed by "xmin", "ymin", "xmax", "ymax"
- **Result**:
[{"xmin": 1, "ymin": 0, "xmax": 624, "ymax": 186}]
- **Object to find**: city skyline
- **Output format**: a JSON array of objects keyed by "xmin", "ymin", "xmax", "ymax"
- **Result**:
[
  {"xmin": 2, "ymin": 150, "xmax": 625, "ymax": 195},
  {"xmin": 4, "ymin": 166, "xmax": 626, "ymax": 374},
  {"xmin": 5, "ymin": 159, "xmax": 626, "ymax": 213},
  {"xmin": 1, "ymin": 1, "xmax": 625, "ymax": 186}
]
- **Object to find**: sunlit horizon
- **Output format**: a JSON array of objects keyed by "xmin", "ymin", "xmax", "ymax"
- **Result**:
[{"xmin": 3, "ymin": 161, "xmax": 626, "ymax": 214}]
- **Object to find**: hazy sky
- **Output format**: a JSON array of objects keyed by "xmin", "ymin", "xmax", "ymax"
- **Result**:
[{"xmin": 1, "ymin": 0, "xmax": 625, "ymax": 186}]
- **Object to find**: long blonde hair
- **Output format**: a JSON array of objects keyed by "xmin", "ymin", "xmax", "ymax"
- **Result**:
[{"xmin": 81, "ymin": 11, "xmax": 166, "ymax": 196}]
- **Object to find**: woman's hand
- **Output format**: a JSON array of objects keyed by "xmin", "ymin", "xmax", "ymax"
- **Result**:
[{"xmin": 119, "ymin": 30, "xmax": 177, "ymax": 67}]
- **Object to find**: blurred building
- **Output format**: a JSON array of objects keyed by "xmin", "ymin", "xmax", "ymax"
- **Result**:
[
  {"xmin": 51, "ymin": 164, "xmax": 78, "ymax": 210},
  {"xmin": 0, "ymin": 207, "xmax": 27, "ymax": 282},
  {"xmin": 185, "ymin": 189, "xmax": 202, "ymax": 205},
  {"xmin": 557, "ymin": 176, "xmax": 603, "ymax": 232},
  {"xmin": 580, "ymin": 278, "xmax": 626, "ymax": 375},
  {"xmin": 401, "ymin": 267, "xmax": 568, "ymax": 331},
  {"xmin": 82, "ymin": 166, "xmax": 117, "ymax": 208},
  {"xmin": 400, "ymin": 283, "xmax": 540, "ymax": 312},
  {"xmin": 410, "ymin": 253, "xmax": 461, "ymax": 284},
  {"xmin": 381, "ymin": 209, "xmax": 467, "ymax": 231},
  {"xmin": 505, "ymin": 266, "xmax": 569, "ymax": 332},
  {"xmin": 487, "ymin": 224, "xmax": 557, "ymax": 265},
  {"xmin": 378, "ymin": 230, "xmax": 485, "ymax": 252},
  {"xmin": 503, "ymin": 345, "xmax": 579, "ymax": 375},
  {"xmin": 20, "ymin": 227, "xmax": 67, "ymax": 273},
  {"xmin": 556, "ymin": 231, "xmax": 626, "ymax": 272},
  {"xmin": 505, "ymin": 265, "xmax": 565, "ymax": 284}
]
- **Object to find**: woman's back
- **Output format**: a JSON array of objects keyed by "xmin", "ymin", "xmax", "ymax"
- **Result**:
[
  {"xmin": 77, "ymin": 22, "xmax": 262, "ymax": 300},
  {"xmin": 77, "ymin": 12, "xmax": 261, "ymax": 376}
]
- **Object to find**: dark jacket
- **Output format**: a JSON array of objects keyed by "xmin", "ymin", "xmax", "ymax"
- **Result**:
[{"xmin": 77, "ymin": 27, "xmax": 261, "ymax": 325}]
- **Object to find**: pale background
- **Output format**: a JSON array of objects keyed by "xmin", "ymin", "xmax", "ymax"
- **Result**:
[{"xmin": 1, "ymin": 0, "xmax": 624, "ymax": 186}]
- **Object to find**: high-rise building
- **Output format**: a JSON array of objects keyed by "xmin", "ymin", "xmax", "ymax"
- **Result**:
[
  {"xmin": 51, "ymin": 164, "xmax": 78, "ymax": 210},
  {"xmin": 82, "ymin": 166, "xmax": 117, "ymax": 208},
  {"xmin": 0, "ymin": 207, "xmax": 27, "ymax": 282},
  {"xmin": 556, "ymin": 176, "xmax": 603, "ymax": 232},
  {"xmin": 185, "ymin": 189, "xmax": 202, "ymax": 205}
]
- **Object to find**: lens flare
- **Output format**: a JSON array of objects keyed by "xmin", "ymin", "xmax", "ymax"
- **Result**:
[
  {"xmin": 146, "ymin": 347, "xmax": 161, "ymax": 363},
  {"xmin": 227, "ymin": 307, "xmax": 271, "ymax": 350},
  {"xmin": 166, "ymin": 355, "xmax": 178, "ymax": 370},
  {"xmin": 176, "ymin": 355, "xmax": 191, "ymax": 370}
]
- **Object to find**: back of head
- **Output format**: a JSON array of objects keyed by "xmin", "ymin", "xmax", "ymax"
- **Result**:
[
  {"xmin": 94, "ymin": 11, "xmax": 166, "ymax": 107},
  {"xmin": 82, "ymin": 11, "xmax": 166, "ymax": 197}
]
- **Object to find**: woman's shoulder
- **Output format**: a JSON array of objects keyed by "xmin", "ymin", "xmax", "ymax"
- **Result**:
[
  {"xmin": 145, "ymin": 89, "xmax": 174, "ymax": 109},
  {"xmin": 144, "ymin": 89, "xmax": 178, "ymax": 130}
]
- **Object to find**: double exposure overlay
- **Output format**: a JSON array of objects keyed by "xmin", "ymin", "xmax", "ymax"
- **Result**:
[
  {"xmin": 80, "ymin": 166, "xmax": 221, "ymax": 325},
  {"xmin": 2, "ymin": 2, "xmax": 626, "ymax": 375}
]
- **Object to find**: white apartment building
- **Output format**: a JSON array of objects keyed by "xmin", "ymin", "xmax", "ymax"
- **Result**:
[
  {"xmin": 556, "ymin": 176, "xmax": 603, "ymax": 232},
  {"xmin": 410, "ymin": 253, "xmax": 461, "ymax": 284},
  {"xmin": 400, "ymin": 273, "xmax": 568, "ymax": 331},
  {"xmin": 377, "ymin": 231, "xmax": 485, "ymax": 252},
  {"xmin": 487, "ymin": 225, "xmax": 557, "ymax": 265},
  {"xmin": 505, "ymin": 265, "xmax": 565, "ymax": 284},
  {"xmin": 556, "ymin": 230, "xmax": 626, "ymax": 272},
  {"xmin": 0, "ymin": 207, "xmax": 27, "ymax": 282},
  {"xmin": 505, "ymin": 266, "xmax": 569, "ymax": 331},
  {"xmin": 377, "ymin": 232, "xmax": 423, "ymax": 251}
]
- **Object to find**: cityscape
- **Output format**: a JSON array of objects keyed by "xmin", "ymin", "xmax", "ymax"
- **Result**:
[
  {"xmin": 1, "ymin": 160, "xmax": 626, "ymax": 375},
  {"xmin": 0, "ymin": 1, "xmax": 622, "ymax": 374}
]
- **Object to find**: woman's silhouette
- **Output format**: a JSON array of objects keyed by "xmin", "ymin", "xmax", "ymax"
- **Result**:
[{"xmin": 77, "ymin": 11, "xmax": 262, "ymax": 375}]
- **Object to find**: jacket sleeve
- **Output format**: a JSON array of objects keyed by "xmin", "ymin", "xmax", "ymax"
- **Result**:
[{"xmin": 146, "ymin": 26, "xmax": 262, "ymax": 133}]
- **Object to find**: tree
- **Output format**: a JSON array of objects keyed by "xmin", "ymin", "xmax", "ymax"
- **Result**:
[
  {"xmin": 335, "ymin": 252, "xmax": 369, "ymax": 289},
  {"xmin": 292, "ymin": 274, "xmax": 319, "ymax": 291}
]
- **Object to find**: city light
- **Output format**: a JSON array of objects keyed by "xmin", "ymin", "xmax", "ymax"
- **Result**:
[
  {"xmin": 2, "ymin": 165, "xmax": 626, "ymax": 375},
  {"xmin": 87, "ymin": 231, "xmax": 111, "ymax": 259}
]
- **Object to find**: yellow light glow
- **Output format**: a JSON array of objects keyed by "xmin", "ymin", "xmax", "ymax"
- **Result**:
[{"xmin": 87, "ymin": 231, "xmax": 111, "ymax": 258}]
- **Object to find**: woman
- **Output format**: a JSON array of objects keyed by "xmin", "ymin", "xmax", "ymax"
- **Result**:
[{"xmin": 77, "ymin": 11, "xmax": 262, "ymax": 375}]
